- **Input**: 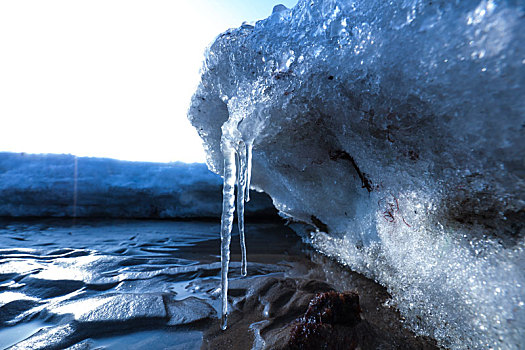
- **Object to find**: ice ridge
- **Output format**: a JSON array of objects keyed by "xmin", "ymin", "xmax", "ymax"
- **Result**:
[{"xmin": 188, "ymin": 0, "xmax": 525, "ymax": 348}]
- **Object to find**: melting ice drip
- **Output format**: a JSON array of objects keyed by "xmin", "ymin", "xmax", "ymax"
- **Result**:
[{"xmin": 219, "ymin": 130, "xmax": 253, "ymax": 330}]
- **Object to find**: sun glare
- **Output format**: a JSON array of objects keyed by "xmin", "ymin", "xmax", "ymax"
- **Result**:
[{"xmin": 0, "ymin": 0, "xmax": 296, "ymax": 163}]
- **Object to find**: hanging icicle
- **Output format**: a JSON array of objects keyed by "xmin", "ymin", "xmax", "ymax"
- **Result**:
[
  {"xmin": 236, "ymin": 141, "xmax": 248, "ymax": 277},
  {"xmin": 219, "ymin": 139, "xmax": 237, "ymax": 331},
  {"xmin": 218, "ymin": 131, "xmax": 253, "ymax": 329},
  {"xmin": 245, "ymin": 141, "xmax": 253, "ymax": 203},
  {"xmin": 216, "ymin": 94, "xmax": 258, "ymax": 330}
]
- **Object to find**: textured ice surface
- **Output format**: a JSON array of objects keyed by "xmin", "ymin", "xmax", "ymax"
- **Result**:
[
  {"xmin": 0, "ymin": 221, "xmax": 306, "ymax": 349},
  {"xmin": 0, "ymin": 152, "xmax": 276, "ymax": 219},
  {"xmin": 49, "ymin": 293, "xmax": 167, "ymax": 323},
  {"xmin": 189, "ymin": 0, "xmax": 525, "ymax": 348}
]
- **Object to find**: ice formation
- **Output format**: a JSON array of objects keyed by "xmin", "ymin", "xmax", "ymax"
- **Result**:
[
  {"xmin": 188, "ymin": 0, "xmax": 525, "ymax": 348},
  {"xmin": 218, "ymin": 122, "xmax": 253, "ymax": 329}
]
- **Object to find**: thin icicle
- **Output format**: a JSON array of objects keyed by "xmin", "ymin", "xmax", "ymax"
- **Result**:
[
  {"xmin": 219, "ymin": 140, "xmax": 237, "ymax": 331},
  {"xmin": 236, "ymin": 141, "xmax": 248, "ymax": 277},
  {"xmin": 245, "ymin": 141, "xmax": 253, "ymax": 202}
]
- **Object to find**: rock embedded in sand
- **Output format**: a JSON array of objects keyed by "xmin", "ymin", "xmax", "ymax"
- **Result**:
[
  {"xmin": 200, "ymin": 273, "xmax": 438, "ymax": 350},
  {"xmin": 287, "ymin": 291, "xmax": 376, "ymax": 350},
  {"xmin": 301, "ymin": 291, "xmax": 361, "ymax": 325}
]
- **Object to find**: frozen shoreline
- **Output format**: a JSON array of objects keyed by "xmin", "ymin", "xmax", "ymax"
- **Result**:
[
  {"xmin": 0, "ymin": 152, "xmax": 277, "ymax": 220},
  {"xmin": 0, "ymin": 218, "xmax": 437, "ymax": 350}
]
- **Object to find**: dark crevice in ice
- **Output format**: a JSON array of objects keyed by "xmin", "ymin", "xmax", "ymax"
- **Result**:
[
  {"xmin": 310, "ymin": 215, "xmax": 329, "ymax": 234},
  {"xmin": 329, "ymin": 150, "xmax": 373, "ymax": 192}
]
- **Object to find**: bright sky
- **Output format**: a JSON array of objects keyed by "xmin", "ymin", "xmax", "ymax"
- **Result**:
[{"xmin": 0, "ymin": 0, "xmax": 297, "ymax": 163}]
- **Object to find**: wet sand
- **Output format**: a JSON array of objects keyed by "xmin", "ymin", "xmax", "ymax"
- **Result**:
[{"xmin": 0, "ymin": 219, "xmax": 438, "ymax": 349}]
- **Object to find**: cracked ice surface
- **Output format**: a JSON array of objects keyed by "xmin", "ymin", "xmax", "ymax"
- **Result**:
[{"xmin": 188, "ymin": 0, "xmax": 525, "ymax": 348}]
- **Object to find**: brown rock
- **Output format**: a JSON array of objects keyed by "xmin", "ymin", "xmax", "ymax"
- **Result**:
[
  {"xmin": 286, "ymin": 291, "xmax": 382, "ymax": 350},
  {"xmin": 303, "ymin": 291, "xmax": 361, "ymax": 325}
]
